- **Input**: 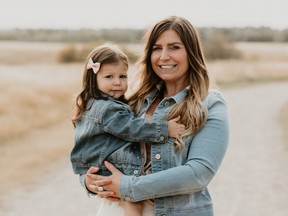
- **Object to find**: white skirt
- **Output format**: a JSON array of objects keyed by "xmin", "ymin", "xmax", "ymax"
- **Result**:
[{"xmin": 96, "ymin": 198, "xmax": 154, "ymax": 216}]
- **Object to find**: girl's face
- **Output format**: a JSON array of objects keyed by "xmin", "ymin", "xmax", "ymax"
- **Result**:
[
  {"xmin": 151, "ymin": 29, "xmax": 189, "ymax": 87},
  {"xmin": 96, "ymin": 62, "xmax": 128, "ymax": 99}
]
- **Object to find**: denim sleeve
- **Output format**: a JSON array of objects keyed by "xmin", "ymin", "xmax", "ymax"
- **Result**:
[
  {"xmin": 102, "ymin": 103, "xmax": 169, "ymax": 143},
  {"xmin": 119, "ymin": 92, "xmax": 229, "ymax": 201}
]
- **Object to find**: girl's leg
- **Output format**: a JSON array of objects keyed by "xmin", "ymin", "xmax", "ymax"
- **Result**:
[{"xmin": 123, "ymin": 201, "xmax": 143, "ymax": 216}]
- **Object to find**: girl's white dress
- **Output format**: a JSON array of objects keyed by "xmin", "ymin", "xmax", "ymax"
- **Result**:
[{"xmin": 96, "ymin": 198, "xmax": 154, "ymax": 216}]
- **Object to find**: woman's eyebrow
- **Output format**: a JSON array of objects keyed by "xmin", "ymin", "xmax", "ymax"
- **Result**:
[
  {"xmin": 153, "ymin": 42, "xmax": 182, "ymax": 46},
  {"xmin": 168, "ymin": 42, "xmax": 182, "ymax": 45}
]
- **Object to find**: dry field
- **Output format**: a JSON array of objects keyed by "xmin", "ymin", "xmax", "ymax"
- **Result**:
[
  {"xmin": 0, "ymin": 41, "xmax": 288, "ymax": 215},
  {"xmin": 208, "ymin": 42, "xmax": 288, "ymax": 85}
]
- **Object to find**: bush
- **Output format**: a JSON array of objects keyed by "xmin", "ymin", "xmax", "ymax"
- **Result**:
[
  {"xmin": 120, "ymin": 45, "xmax": 140, "ymax": 64},
  {"xmin": 202, "ymin": 31, "xmax": 242, "ymax": 60},
  {"xmin": 57, "ymin": 43, "xmax": 99, "ymax": 63},
  {"xmin": 57, "ymin": 44, "xmax": 79, "ymax": 63},
  {"xmin": 57, "ymin": 42, "xmax": 139, "ymax": 63}
]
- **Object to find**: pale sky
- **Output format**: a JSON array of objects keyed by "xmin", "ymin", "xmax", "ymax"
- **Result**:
[{"xmin": 1, "ymin": 0, "xmax": 287, "ymax": 30}]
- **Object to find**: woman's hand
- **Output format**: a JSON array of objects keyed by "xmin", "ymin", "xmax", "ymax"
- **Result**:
[{"xmin": 85, "ymin": 161, "xmax": 123, "ymax": 201}]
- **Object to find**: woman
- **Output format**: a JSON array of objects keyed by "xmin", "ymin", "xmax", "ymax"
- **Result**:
[{"xmin": 83, "ymin": 16, "xmax": 229, "ymax": 216}]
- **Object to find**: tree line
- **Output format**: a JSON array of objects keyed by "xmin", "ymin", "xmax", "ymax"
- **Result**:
[{"xmin": 0, "ymin": 27, "xmax": 287, "ymax": 43}]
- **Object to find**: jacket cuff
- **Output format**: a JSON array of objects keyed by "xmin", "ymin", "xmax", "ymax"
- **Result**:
[{"xmin": 119, "ymin": 175, "xmax": 135, "ymax": 202}]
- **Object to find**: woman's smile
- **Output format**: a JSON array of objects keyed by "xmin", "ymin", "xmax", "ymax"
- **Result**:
[{"xmin": 159, "ymin": 65, "xmax": 177, "ymax": 70}]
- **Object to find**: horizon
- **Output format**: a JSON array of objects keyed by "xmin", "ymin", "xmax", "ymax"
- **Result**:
[{"xmin": 0, "ymin": 25, "xmax": 285, "ymax": 31}]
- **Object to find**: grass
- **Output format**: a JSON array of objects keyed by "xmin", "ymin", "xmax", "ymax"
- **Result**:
[
  {"xmin": 0, "ymin": 81, "xmax": 75, "ymax": 144},
  {"xmin": 0, "ymin": 41, "xmax": 64, "ymax": 64}
]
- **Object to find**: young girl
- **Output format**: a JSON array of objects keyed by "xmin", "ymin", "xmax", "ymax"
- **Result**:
[{"xmin": 70, "ymin": 43, "xmax": 184, "ymax": 216}]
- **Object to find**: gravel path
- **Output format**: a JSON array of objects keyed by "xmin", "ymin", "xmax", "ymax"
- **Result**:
[
  {"xmin": 210, "ymin": 82, "xmax": 288, "ymax": 216},
  {"xmin": 1, "ymin": 82, "xmax": 288, "ymax": 216}
]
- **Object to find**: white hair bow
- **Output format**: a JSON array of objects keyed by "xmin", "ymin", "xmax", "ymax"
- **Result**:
[{"xmin": 86, "ymin": 58, "xmax": 101, "ymax": 74}]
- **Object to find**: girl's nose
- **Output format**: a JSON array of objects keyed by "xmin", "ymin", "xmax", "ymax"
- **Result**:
[{"xmin": 113, "ymin": 78, "xmax": 121, "ymax": 85}]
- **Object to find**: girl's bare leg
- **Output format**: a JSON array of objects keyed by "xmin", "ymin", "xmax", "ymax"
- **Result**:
[{"xmin": 123, "ymin": 201, "xmax": 143, "ymax": 216}]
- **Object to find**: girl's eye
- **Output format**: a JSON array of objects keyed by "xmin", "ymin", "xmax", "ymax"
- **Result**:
[
  {"xmin": 120, "ymin": 75, "xmax": 127, "ymax": 79},
  {"xmin": 105, "ymin": 75, "xmax": 113, "ymax": 79}
]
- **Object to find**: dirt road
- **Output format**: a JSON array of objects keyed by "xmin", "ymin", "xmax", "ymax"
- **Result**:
[
  {"xmin": 1, "ymin": 82, "xmax": 288, "ymax": 216},
  {"xmin": 210, "ymin": 82, "xmax": 288, "ymax": 216}
]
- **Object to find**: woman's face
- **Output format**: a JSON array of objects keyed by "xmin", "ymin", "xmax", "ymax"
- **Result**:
[{"xmin": 151, "ymin": 29, "xmax": 189, "ymax": 87}]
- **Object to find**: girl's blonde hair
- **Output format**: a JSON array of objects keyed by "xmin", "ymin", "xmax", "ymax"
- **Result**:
[
  {"xmin": 72, "ymin": 43, "xmax": 129, "ymax": 126},
  {"xmin": 128, "ymin": 16, "xmax": 209, "ymax": 152}
]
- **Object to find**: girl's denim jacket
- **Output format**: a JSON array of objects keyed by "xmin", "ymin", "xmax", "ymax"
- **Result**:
[
  {"xmin": 70, "ymin": 96, "xmax": 169, "ymax": 176},
  {"xmin": 80, "ymin": 88, "xmax": 229, "ymax": 216}
]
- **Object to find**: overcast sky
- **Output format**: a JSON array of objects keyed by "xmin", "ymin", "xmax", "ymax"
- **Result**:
[{"xmin": 1, "ymin": 0, "xmax": 287, "ymax": 30}]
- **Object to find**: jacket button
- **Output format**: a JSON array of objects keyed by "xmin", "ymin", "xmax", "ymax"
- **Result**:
[
  {"xmin": 160, "ymin": 136, "xmax": 165, "ymax": 141},
  {"xmin": 124, "ymin": 196, "xmax": 132, "ymax": 202},
  {"xmin": 155, "ymin": 154, "xmax": 161, "ymax": 160},
  {"xmin": 133, "ymin": 170, "xmax": 139, "ymax": 175},
  {"xmin": 164, "ymin": 101, "xmax": 170, "ymax": 106}
]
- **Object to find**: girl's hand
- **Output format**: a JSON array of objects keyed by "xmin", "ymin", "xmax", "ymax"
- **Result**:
[
  {"xmin": 168, "ymin": 116, "xmax": 185, "ymax": 138},
  {"xmin": 85, "ymin": 161, "xmax": 123, "ymax": 201}
]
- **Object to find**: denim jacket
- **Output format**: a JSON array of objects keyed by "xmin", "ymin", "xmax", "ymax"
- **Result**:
[
  {"xmin": 118, "ymin": 87, "xmax": 229, "ymax": 216},
  {"xmin": 70, "ymin": 96, "xmax": 169, "ymax": 176}
]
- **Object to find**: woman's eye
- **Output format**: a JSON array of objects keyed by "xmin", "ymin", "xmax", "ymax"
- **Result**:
[
  {"xmin": 170, "ymin": 45, "xmax": 180, "ymax": 50},
  {"xmin": 152, "ymin": 47, "xmax": 161, "ymax": 51}
]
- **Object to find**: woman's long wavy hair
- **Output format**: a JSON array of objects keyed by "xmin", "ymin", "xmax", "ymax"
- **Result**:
[
  {"xmin": 128, "ymin": 16, "xmax": 210, "ymax": 152},
  {"xmin": 71, "ymin": 43, "xmax": 129, "ymax": 127}
]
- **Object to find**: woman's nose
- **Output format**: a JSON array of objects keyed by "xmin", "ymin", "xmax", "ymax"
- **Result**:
[{"xmin": 160, "ymin": 48, "xmax": 170, "ymax": 60}]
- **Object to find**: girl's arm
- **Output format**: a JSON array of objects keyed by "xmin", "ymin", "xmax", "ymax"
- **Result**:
[{"xmin": 101, "ymin": 103, "xmax": 184, "ymax": 143}]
